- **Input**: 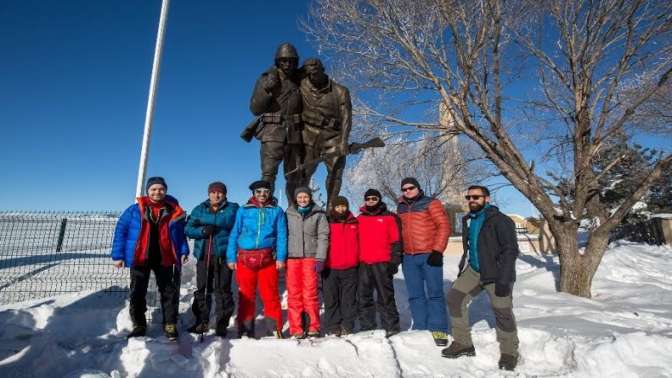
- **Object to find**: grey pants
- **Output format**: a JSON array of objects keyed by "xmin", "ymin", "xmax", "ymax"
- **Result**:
[{"xmin": 447, "ymin": 266, "xmax": 519, "ymax": 356}]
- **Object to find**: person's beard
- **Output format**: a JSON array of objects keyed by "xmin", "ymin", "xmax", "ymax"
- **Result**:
[{"xmin": 469, "ymin": 202, "xmax": 485, "ymax": 212}]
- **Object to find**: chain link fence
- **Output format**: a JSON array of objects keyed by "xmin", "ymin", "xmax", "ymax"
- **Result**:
[{"xmin": 0, "ymin": 211, "xmax": 156, "ymax": 306}]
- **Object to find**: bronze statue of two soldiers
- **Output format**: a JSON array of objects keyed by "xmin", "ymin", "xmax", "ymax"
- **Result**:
[{"xmin": 243, "ymin": 43, "xmax": 353, "ymax": 209}]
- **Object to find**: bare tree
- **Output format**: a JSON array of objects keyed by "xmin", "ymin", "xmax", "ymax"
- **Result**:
[
  {"xmin": 344, "ymin": 132, "xmax": 490, "ymax": 208},
  {"xmin": 304, "ymin": 0, "xmax": 672, "ymax": 297}
]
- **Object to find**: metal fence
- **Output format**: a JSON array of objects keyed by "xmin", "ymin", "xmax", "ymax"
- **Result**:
[{"xmin": 0, "ymin": 211, "xmax": 134, "ymax": 305}]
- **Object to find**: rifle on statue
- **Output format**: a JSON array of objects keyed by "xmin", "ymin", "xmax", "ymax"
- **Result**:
[{"xmin": 284, "ymin": 137, "xmax": 385, "ymax": 178}]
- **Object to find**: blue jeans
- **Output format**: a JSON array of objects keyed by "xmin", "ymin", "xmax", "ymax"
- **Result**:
[{"xmin": 402, "ymin": 253, "xmax": 448, "ymax": 332}]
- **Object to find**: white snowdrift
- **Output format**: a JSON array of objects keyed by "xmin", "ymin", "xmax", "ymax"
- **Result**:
[{"xmin": 1, "ymin": 242, "xmax": 671, "ymax": 377}]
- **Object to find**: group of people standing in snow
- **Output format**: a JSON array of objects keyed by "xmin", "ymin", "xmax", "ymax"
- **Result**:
[{"xmin": 111, "ymin": 176, "xmax": 521, "ymax": 371}]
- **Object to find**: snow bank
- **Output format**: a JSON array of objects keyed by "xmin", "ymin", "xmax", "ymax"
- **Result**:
[{"xmin": 1, "ymin": 243, "xmax": 671, "ymax": 377}]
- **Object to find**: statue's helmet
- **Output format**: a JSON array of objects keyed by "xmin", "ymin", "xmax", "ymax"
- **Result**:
[{"xmin": 274, "ymin": 43, "xmax": 299, "ymax": 61}]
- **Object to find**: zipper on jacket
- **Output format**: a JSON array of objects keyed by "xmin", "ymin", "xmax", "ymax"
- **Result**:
[{"xmin": 256, "ymin": 207, "xmax": 265, "ymax": 249}]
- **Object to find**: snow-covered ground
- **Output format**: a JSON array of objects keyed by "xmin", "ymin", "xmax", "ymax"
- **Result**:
[{"xmin": 1, "ymin": 242, "xmax": 671, "ymax": 377}]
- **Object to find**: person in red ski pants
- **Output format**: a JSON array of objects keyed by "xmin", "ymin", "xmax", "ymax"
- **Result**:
[{"xmin": 285, "ymin": 187, "xmax": 329, "ymax": 338}]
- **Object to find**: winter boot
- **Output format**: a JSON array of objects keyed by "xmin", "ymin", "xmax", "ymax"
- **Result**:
[
  {"xmin": 272, "ymin": 329, "xmax": 285, "ymax": 339},
  {"xmin": 498, "ymin": 354, "xmax": 519, "ymax": 371},
  {"xmin": 215, "ymin": 324, "xmax": 228, "ymax": 338},
  {"xmin": 164, "ymin": 323, "xmax": 178, "ymax": 341},
  {"xmin": 431, "ymin": 331, "xmax": 449, "ymax": 347},
  {"xmin": 441, "ymin": 341, "xmax": 476, "ymax": 359},
  {"xmin": 385, "ymin": 329, "xmax": 400, "ymax": 338},
  {"xmin": 340, "ymin": 325, "xmax": 352, "ymax": 336},
  {"xmin": 127, "ymin": 325, "xmax": 146, "ymax": 339},
  {"xmin": 306, "ymin": 329, "xmax": 320, "ymax": 338},
  {"xmin": 238, "ymin": 320, "xmax": 255, "ymax": 338},
  {"xmin": 188, "ymin": 321, "xmax": 209, "ymax": 334},
  {"xmin": 291, "ymin": 332, "xmax": 306, "ymax": 339}
]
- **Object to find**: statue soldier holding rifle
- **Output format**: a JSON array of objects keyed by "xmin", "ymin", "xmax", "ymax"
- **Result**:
[
  {"xmin": 297, "ymin": 58, "xmax": 353, "ymax": 209},
  {"xmin": 244, "ymin": 42, "xmax": 304, "ymax": 205}
]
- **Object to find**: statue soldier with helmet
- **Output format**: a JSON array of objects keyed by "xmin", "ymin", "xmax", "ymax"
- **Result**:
[{"xmin": 245, "ymin": 42, "xmax": 304, "ymax": 205}]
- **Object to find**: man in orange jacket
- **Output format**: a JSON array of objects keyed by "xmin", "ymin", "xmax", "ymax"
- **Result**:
[{"xmin": 397, "ymin": 177, "xmax": 451, "ymax": 346}]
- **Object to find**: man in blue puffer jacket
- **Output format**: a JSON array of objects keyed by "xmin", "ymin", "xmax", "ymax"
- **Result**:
[
  {"xmin": 226, "ymin": 180, "xmax": 288, "ymax": 338},
  {"xmin": 111, "ymin": 177, "xmax": 189, "ymax": 340},
  {"xmin": 184, "ymin": 181, "xmax": 239, "ymax": 337}
]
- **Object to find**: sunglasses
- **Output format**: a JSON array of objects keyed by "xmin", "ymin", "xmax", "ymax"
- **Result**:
[
  {"xmin": 464, "ymin": 195, "xmax": 485, "ymax": 200},
  {"xmin": 255, "ymin": 189, "xmax": 271, "ymax": 194},
  {"xmin": 364, "ymin": 196, "xmax": 379, "ymax": 201},
  {"xmin": 401, "ymin": 186, "xmax": 416, "ymax": 192}
]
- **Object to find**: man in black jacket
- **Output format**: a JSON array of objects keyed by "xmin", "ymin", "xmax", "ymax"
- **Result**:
[{"xmin": 442, "ymin": 185, "xmax": 520, "ymax": 371}]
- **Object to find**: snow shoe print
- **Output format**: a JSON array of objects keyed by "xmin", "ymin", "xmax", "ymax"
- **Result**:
[
  {"xmin": 498, "ymin": 353, "xmax": 519, "ymax": 371},
  {"xmin": 441, "ymin": 342, "xmax": 476, "ymax": 359}
]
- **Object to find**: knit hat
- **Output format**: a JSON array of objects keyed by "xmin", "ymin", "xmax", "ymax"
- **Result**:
[
  {"xmin": 294, "ymin": 186, "xmax": 312, "ymax": 199},
  {"xmin": 208, "ymin": 181, "xmax": 227, "ymax": 194},
  {"xmin": 145, "ymin": 176, "xmax": 167, "ymax": 193},
  {"xmin": 364, "ymin": 188, "xmax": 382, "ymax": 200},
  {"xmin": 333, "ymin": 196, "xmax": 349, "ymax": 208},
  {"xmin": 401, "ymin": 177, "xmax": 421, "ymax": 190},
  {"xmin": 249, "ymin": 180, "xmax": 272, "ymax": 191}
]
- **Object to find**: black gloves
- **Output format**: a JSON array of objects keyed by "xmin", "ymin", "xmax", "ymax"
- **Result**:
[
  {"xmin": 426, "ymin": 250, "xmax": 443, "ymax": 267},
  {"xmin": 201, "ymin": 224, "xmax": 216, "ymax": 236},
  {"xmin": 387, "ymin": 262, "xmax": 400, "ymax": 276},
  {"xmin": 495, "ymin": 281, "xmax": 511, "ymax": 297}
]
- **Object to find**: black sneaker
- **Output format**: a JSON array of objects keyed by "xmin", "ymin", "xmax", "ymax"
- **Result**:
[
  {"xmin": 164, "ymin": 323, "xmax": 178, "ymax": 341},
  {"xmin": 441, "ymin": 341, "xmax": 476, "ymax": 358},
  {"xmin": 498, "ymin": 354, "xmax": 519, "ymax": 371},
  {"xmin": 127, "ymin": 325, "xmax": 146, "ymax": 339},
  {"xmin": 188, "ymin": 322, "xmax": 209, "ymax": 334}
]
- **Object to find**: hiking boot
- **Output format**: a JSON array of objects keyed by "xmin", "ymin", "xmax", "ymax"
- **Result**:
[
  {"xmin": 164, "ymin": 323, "xmax": 178, "ymax": 341},
  {"xmin": 127, "ymin": 325, "xmax": 146, "ymax": 339},
  {"xmin": 272, "ymin": 329, "xmax": 284, "ymax": 339},
  {"xmin": 441, "ymin": 341, "xmax": 476, "ymax": 359},
  {"xmin": 340, "ymin": 326, "xmax": 352, "ymax": 336},
  {"xmin": 431, "ymin": 331, "xmax": 449, "ymax": 347},
  {"xmin": 306, "ymin": 330, "xmax": 320, "ymax": 338},
  {"xmin": 188, "ymin": 322, "xmax": 209, "ymax": 334},
  {"xmin": 291, "ymin": 333, "xmax": 306, "ymax": 339},
  {"xmin": 215, "ymin": 324, "xmax": 228, "ymax": 338},
  {"xmin": 498, "ymin": 354, "xmax": 519, "ymax": 371},
  {"xmin": 385, "ymin": 329, "xmax": 400, "ymax": 338}
]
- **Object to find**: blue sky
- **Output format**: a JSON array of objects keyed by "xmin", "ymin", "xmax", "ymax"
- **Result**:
[{"xmin": 0, "ymin": 0, "xmax": 537, "ymax": 215}]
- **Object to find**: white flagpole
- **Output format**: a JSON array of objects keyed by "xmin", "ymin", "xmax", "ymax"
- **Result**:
[{"xmin": 135, "ymin": 0, "xmax": 170, "ymax": 198}]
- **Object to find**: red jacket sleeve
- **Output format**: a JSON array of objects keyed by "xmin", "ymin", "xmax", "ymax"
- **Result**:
[{"xmin": 428, "ymin": 200, "xmax": 451, "ymax": 253}]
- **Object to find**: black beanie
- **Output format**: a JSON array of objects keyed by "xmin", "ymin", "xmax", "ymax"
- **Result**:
[
  {"xmin": 208, "ymin": 181, "xmax": 227, "ymax": 194},
  {"xmin": 145, "ymin": 176, "xmax": 167, "ymax": 193},
  {"xmin": 401, "ymin": 177, "xmax": 421, "ymax": 190},
  {"xmin": 364, "ymin": 188, "xmax": 382, "ymax": 200},
  {"xmin": 249, "ymin": 180, "xmax": 272, "ymax": 191},
  {"xmin": 333, "ymin": 196, "xmax": 349, "ymax": 208}
]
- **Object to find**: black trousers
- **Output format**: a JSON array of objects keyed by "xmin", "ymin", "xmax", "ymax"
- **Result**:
[
  {"xmin": 129, "ymin": 263, "xmax": 180, "ymax": 326},
  {"xmin": 358, "ymin": 262, "xmax": 400, "ymax": 333},
  {"xmin": 191, "ymin": 256, "xmax": 234, "ymax": 329},
  {"xmin": 322, "ymin": 267, "xmax": 358, "ymax": 333}
]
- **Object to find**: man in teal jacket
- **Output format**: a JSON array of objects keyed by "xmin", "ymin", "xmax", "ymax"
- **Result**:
[
  {"xmin": 226, "ymin": 180, "xmax": 288, "ymax": 338},
  {"xmin": 185, "ymin": 181, "xmax": 239, "ymax": 337}
]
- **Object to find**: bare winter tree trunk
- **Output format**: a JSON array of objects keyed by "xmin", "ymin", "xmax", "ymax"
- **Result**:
[{"xmin": 554, "ymin": 225, "xmax": 610, "ymax": 298}]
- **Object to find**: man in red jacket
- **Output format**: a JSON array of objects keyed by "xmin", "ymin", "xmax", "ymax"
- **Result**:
[
  {"xmin": 323, "ymin": 196, "xmax": 359, "ymax": 336},
  {"xmin": 397, "ymin": 177, "xmax": 451, "ymax": 346},
  {"xmin": 357, "ymin": 189, "xmax": 402, "ymax": 337}
]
